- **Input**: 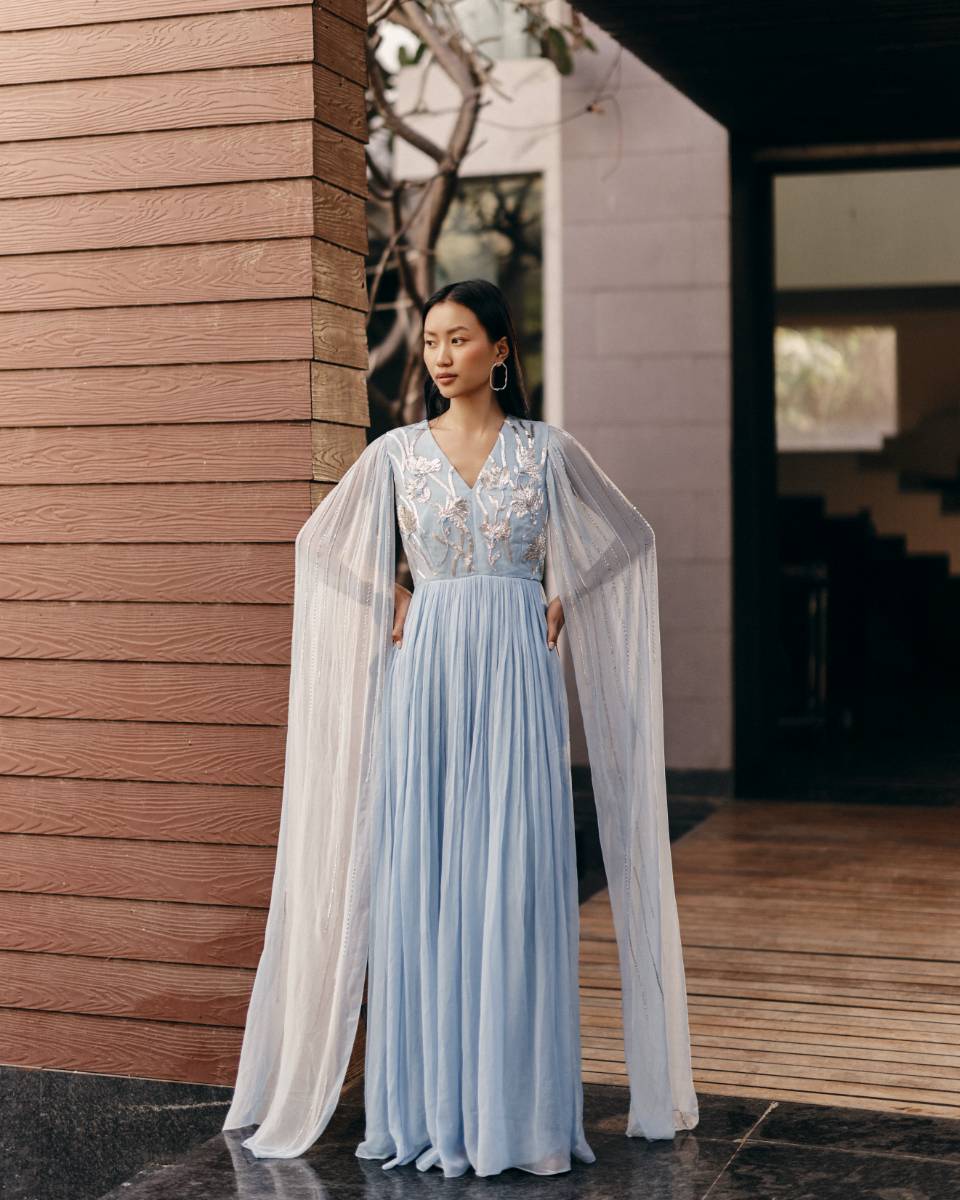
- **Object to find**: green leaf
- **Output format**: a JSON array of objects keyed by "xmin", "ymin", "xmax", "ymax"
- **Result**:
[
  {"xmin": 541, "ymin": 27, "xmax": 573, "ymax": 75},
  {"xmin": 397, "ymin": 40, "xmax": 427, "ymax": 67}
]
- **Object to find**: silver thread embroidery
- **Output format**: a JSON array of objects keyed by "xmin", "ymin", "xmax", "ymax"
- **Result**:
[
  {"xmin": 397, "ymin": 500, "xmax": 419, "ymax": 535},
  {"xmin": 475, "ymin": 428, "xmax": 514, "ymax": 567},
  {"xmin": 521, "ymin": 525, "xmax": 547, "ymax": 573},
  {"xmin": 394, "ymin": 418, "xmax": 548, "ymax": 579},
  {"xmin": 404, "ymin": 450, "xmax": 442, "ymax": 502}
]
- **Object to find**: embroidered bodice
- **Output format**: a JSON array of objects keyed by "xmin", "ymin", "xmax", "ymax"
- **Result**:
[{"xmin": 385, "ymin": 415, "xmax": 548, "ymax": 583}]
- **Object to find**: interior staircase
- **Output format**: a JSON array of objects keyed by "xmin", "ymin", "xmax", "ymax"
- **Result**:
[{"xmin": 779, "ymin": 442, "xmax": 960, "ymax": 574}]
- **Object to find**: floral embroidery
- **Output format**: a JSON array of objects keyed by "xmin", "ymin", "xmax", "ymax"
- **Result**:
[
  {"xmin": 429, "ymin": 472, "xmax": 474, "ymax": 574},
  {"xmin": 388, "ymin": 417, "xmax": 548, "ymax": 581},
  {"xmin": 397, "ymin": 501, "xmax": 418, "ymax": 535},
  {"xmin": 521, "ymin": 526, "xmax": 547, "ymax": 573},
  {"xmin": 515, "ymin": 439, "xmax": 541, "ymax": 477},
  {"xmin": 477, "ymin": 461, "xmax": 511, "ymax": 492},
  {"xmin": 432, "ymin": 523, "xmax": 474, "ymax": 575},
  {"xmin": 511, "ymin": 482, "xmax": 543, "ymax": 519},
  {"xmin": 437, "ymin": 493, "xmax": 471, "ymax": 531},
  {"xmin": 479, "ymin": 511, "xmax": 513, "ymax": 567},
  {"xmin": 404, "ymin": 451, "xmax": 442, "ymax": 502}
]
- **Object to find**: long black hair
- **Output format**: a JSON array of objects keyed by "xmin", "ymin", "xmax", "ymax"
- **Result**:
[{"xmin": 420, "ymin": 279, "xmax": 531, "ymax": 421}]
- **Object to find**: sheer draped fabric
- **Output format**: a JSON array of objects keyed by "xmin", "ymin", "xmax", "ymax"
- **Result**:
[
  {"xmin": 222, "ymin": 435, "xmax": 396, "ymax": 1158},
  {"xmin": 222, "ymin": 423, "xmax": 698, "ymax": 1159},
  {"xmin": 544, "ymin": 426, "xmax": 699, "ymax": 1138}
]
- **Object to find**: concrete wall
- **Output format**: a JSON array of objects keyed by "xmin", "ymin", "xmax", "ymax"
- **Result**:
[
  {"xmin": 776, "ymin": 166, "xmax": 960, "ymax": 290},
  {"xmin": 557, "ymin": 18, "xmax": 732, "ymax": 771}
]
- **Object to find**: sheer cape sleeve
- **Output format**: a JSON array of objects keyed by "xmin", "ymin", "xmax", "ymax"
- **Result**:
[
  {"xmin": 221, "ymin": 431, "xmax": 396, "ymax": 1158},
  {"xmin": 544, "ymin": 424, "xmax": 700, "ymax": 1140}
]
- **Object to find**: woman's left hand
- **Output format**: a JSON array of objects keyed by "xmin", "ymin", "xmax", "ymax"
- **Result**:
[{"xmin": 546, "ymin": 595, "xmax": 565, "ymax": 651}]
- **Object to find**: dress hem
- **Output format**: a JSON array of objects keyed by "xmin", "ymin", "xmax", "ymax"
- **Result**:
[{"xmin": 356, "ymin": 1139, "xmax": 597, "ymax": 1178}]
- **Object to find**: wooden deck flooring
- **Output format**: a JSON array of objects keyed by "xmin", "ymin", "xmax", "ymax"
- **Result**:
[{"xmin": 580, "ymin": 799, "xmax": 960, "ymax": 1119}]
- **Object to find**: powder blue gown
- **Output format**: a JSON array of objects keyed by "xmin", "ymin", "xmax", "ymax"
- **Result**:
[{"xmin": 354, "ymin": 414, "xmax": 597, "ymax": 1178}]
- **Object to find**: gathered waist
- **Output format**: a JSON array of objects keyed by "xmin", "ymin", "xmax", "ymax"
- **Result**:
[
  {"xmin": 409, "ymin": 574, "xmax": 548, "ymax": 610},
  {"xmin": 414, "ymin": 572, "xmax": 545, "ymax": 591}
]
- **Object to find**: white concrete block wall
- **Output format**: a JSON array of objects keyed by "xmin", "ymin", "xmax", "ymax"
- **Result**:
[{"xmin": 557, "ymin": 17, "xmax": 732, "ymax": 771}]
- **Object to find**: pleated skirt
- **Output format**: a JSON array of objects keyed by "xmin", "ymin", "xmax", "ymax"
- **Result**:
[{"xmin": 355, "ymin": 572, "xmax": 596, "ymax": 1178}]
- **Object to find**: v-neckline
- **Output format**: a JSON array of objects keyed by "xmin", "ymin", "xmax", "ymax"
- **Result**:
[{"xmin": 424, "ymin": 415, "xmax": 510, "ymax": 493}]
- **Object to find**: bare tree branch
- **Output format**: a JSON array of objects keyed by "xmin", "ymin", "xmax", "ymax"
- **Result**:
[{"xmin": 364, "ymin": 1, "xmax": 600, "ymax": 424}]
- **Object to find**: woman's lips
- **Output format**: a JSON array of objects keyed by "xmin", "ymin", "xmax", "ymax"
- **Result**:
[{"xmin": 436, "ymin": 375, "xmax": 457, "ymax": 383}]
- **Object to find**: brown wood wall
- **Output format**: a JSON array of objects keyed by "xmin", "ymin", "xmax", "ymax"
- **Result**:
[{"xmin": 0, "ymin": 0, "xmax": 369, "ymax": 1086}]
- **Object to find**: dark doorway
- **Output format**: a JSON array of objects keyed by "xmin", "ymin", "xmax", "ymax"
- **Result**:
[{"xmin": 733, "ymin": 142, "xmax": 960, "ymax": 803}]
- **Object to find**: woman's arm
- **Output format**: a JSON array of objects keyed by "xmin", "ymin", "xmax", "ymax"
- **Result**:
[
  {"xmin": 393, "ymin": 581, "xmax": 412, "ymax": 645},
  {"xmin": 545, "ymin": 594, "xmax": 565, "ymax": 650}
]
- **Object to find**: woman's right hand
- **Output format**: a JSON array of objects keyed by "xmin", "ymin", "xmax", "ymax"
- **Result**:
[{"xmin": 393, "ymin": 583, "xmax": 412, "ymax": 646}]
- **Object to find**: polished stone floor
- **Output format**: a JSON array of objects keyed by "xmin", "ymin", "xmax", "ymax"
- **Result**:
[
  {"xmin": 94, "ymin": 1085, "xmax": 960, "ymax": 1200},
  {"xmin": 7, "ymin": 1061, "xmax": 960, "ymax": 1200},
  {"xmin": 0, "ymin": 1066, "xmax": 231, "ymax": 1200}
]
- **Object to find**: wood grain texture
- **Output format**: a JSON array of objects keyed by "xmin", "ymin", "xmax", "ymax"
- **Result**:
[
  {"xmin": 313, "ymin": 298, "xmax": 369, "ymax": 369},
  {"xmin": 1, "ymin": 0, "xmax": 372, "ymax": 1088},
  {"xmin": 0, "ymin": 114, "xmax": 370, "ymax": 203},
  {"xmin": 0, "ymin": 121, "xmax": 314, "ymax": 200},
  {"xmin": 313, "ymin": 120, "xmax": 367, "ymax": 197},
  {"xmin": 0, "ymin": 7, "xmax": 313, "ymax": 86},
  {"xmin": 1, "ymin": 891, "xmax": 265, "ymax": 966},
  {"xmin": 311, "ymin": 479, "xmax": 336, "ymax": 509},
  {"xmin": 311, "ymin": 361, "xmax": 370, "ymax": 426},
  {"xmin": 0, "ymin": 361, "xmax": 310, "ymax": 428},
  {"xmin": 0, "ymin": 949, "xmax": 252, "ymax": 1027},
  {"xmin": 0, "ymin": 602, "xmax": 292, "ymax": 663},
  {"xmin": 312, "ymin": 176, "xmax": 368, "ymax": 253},
  {"xmin": 312, "ymin": 238, "xmax": 368, "ymax": 310},
  {"xmin": 313, "ymin": 6, "xmax": 365, "ymax": 87},
  {"xmin": 0, "ymin": 0, "xmax": 294, "ymax": 32},
  {"xmin": 0, "ymin": 422, "xmax": 313, "ymax": 484},
  {"xmin": 0, "ymin": 299, "xmax": 313, "ymax": 369},
  {"xmin": 0, "ymin": 178, "xmax": 314, "ymax": 255},
  {"xmin": 312, "ymin": 420, "xmax": 367, "ymax": 483},
  {"xmin": 0, "ymin": 542, "xmax": 295, "ymax": 603},
  {"xmin": 0, "ymin": 1007, "xmax": 241, "ymax": 1085},
  {"xmin": 0, "ymin": 63, "xmax": 314, "ymax": 142},
  {"xmin": 319, "ymin": 0, "xmax": 367, "ymax": 31},
  {"xmin": 0, "ymin": 718, "xmax": 285, "ymax": 786},
  {"xmin": 580, "ymin": 801, "xmax": 960, "ymax": 1119},
  {"xmin": 0, "ymin": 238, "xmax": 313, "ymax": 311},
  {"xmin": 0, "ymin": 481, "xmax": 311, "ymax": 542},
  {"xmin": 0, "ymin": 776, "xmax": 280, "ymax": 845},
  {"xmin": 312, "ymin": 62, "xmax": 366, "ymax": 142},
  {"xmin": 0, "ymin": 660, "xmax": 289, "ymax": 725},
  {"xmin": 0, "ymin": 831, "xmax": 276, "ymax": 905}
]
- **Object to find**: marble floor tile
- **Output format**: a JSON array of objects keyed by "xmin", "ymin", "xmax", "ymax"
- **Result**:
[
  {"xmin": 96, "ymin": 1127, "xmax": 733, "ymax": 1200},
  {"xmin": 705, "ymin": 1138, "xmax": 960, "ymax": 1200},
  {"xmin": 750, "ymin": 1098, "xmax": 960, "ymax": 1162},
  {"xmin": 582, "ymin": 1083, "xmax": 768, "ymax": 1144},
  {"xmin": 0, "ymin": 1065, "xmax": 231, "ymax": 1200},
  {"xmin": 93, "ymin": 1088, "xmax": 748, "ymax": 1200}
]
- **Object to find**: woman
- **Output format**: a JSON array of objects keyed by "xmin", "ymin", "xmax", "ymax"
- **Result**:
[{"xmin": 222, "ymin": 279, "xmax": 699, "ymax": 1175}]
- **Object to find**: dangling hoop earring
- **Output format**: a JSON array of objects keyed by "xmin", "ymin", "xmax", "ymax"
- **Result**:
[{"xmin": 490, "ymin": 359, "xmax": 508, "ymax": 392}]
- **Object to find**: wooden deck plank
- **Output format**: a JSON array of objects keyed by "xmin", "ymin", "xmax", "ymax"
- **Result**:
[{"xmin": 579, "ymin": 800, "xmax": 960, "ymax": 1121}]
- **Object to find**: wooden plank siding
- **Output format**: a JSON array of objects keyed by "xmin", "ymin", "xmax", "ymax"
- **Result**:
[{"xmin": 0, "ymin": 1, "xmax": 371, "ymax": 1087}]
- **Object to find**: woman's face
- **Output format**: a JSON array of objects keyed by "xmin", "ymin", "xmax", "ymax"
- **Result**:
[{"xmin": 423, "ymin": 300, "xmax": 507, "ymax": 400}]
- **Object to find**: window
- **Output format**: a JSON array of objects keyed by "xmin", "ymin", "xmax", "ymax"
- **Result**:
[{"xmin": 774, "ymin": 325, "xmax": 898, "ymax": 451}]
